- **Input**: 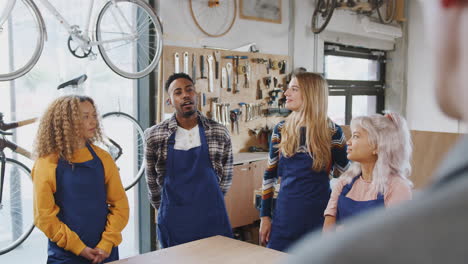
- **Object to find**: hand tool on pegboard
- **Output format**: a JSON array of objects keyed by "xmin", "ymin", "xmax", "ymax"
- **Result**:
[
  {"xmin": 279, "ymin": 60, "xmax": 287, "ymax": 74},
  {"xmin": 252, "ymin": 58, "xmax": 269, "ymax": 73},
  {"xmin": 214, "ymin": 51, "xmax": 221, "ymax": 79},
  {"xmin": 192, "ymin": 54, "xmax": 197, "ymax": 84},
  {"xmin": 174, "ymin": 52, "xmax": 180, "ymax": 73},
  {"xmin": 224, "ymin": 55, "xmax": 248, "ymax": 93},
  {"xmin": 230, "ymin": 108, "xmax": 241, "ymax": 134},
  {"xmin": 200, "ymin": 55, "xmax": 207, "ymax": 79},
  {"xmin": 207, "ymin": 55, "xmax": 214, "ymax": 92},
  {"xmin": 256, "ymin": 80, "xmax": 263, "ymax": 99},
  {"xmin": 183, "ymin": 52, "xmax": 189, "ymax": 74},
  {"xmin": 263, "ymin": 76, "xmax": 272, "ymax": 89},
  {"xmin": 210, "ymin": 97, "xmax": 219, "ymax": 122},
  {"xmin": 226, "ymin": 63, "xmax": 233, "ymax": 92},
  {"xmin": 221, "ymin": 67, "xmax": 227, "ymax": 89}
]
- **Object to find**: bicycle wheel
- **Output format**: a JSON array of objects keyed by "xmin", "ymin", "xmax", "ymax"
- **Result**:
[
  {"xmin": 96, "ymin": 0, "xmax": 163, "ymax": 79},
  {"xmin": 100, "ymin": 112, "xmax": 145, "ymax": 191},
  {"xmin": 0, "ymin": 0, "xmax": 45, "ymax": 81},
  {"xmin": 311, "ymin": 0, "xmax": 336, "ymax": 34},
  {"xmin": 376, "ymin": 0, "xmax": 396, "ymax": 24},
  {"xmin": 189, "ymin": 0, "xmax": 237, "ymax": 37},
  {"xmin": 0, "ymin": 158, "xmax": 34, "ymax": 255}
]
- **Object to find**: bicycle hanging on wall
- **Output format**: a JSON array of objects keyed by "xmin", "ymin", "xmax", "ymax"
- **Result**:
[
  {"xmin": 0, "ymin": 0, "xmax": 163, "ymax": 81},
  {"xmin": 189, "ymin": 0, "xmax": 237, "ymax": 37},
  {"xmin": 312, "ymin": 0, "xmax": 396, "ymax": 34},
  {"xmin": 0, "ymin": 114, "xmax": 36, "ymax": 255}
]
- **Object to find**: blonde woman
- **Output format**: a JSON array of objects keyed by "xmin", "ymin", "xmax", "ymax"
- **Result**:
[
  {"xmin": 259, "ymin": 72, "xmax": 350, "ymax": 252},
  {"xmin": 32, "ymin": 95, "xmax": 129, "ymax": 263},
  {"xmin": 323, "ymin": 113, "xmax": 413, "ymax": 231}
]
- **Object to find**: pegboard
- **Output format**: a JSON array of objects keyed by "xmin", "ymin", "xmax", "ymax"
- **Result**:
[{"xmin": 160, "ymin": 45, "xmax": 291, "ymax": 153}]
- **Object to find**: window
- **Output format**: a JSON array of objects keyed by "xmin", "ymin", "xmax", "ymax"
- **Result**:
[{"xmin": 325, "ymin": 43, "xmax": 385, "ymax": 125}]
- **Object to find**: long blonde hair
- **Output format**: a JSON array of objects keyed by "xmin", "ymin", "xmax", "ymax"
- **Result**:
[
  {"xmin": 34, "ymin": 95, "xmax": 103, "ymax": 161},
  {"xmin": 341, "ymin": 113, "xmax": 413, "ymax": 193},
  {"xmin": 277, "ymin": 72, "xmax": 331, "ymax": 171}
]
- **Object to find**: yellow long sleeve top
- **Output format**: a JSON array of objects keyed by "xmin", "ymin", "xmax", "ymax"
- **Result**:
[{"xmin": 32, "ymin": 144, "xmax": 129, "ymax": 256}]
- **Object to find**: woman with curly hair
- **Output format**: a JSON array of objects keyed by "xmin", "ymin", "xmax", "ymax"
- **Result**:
[
  {"xmin": 32, "ymin": 95, "xmax": 129, "ymax": 264},
  {"xmin": 323, "ymin": 113, "xmax": 413, "ymax": 231},
  {"xmin": 259, "ymin": 72, "xmax": 350, "ymax": 252}
]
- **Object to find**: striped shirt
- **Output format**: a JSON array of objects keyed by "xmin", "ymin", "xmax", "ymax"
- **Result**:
[
  {"xmin": 144, "ymin": 112, "xmax": 233, "ymax": 209},
  {"xmin": 260, "ymin": 120, "xmax": 350, "ymax": 217}
]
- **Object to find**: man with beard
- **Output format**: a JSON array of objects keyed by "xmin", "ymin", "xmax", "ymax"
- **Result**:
[{"xmin": 145, "ymin": 73, "xmax": 233, "ymax": 248}]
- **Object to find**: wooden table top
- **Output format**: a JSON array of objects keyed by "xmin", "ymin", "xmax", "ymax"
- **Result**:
[{"xmin": 110, "ymin": 236, "xmax": 287, "ymax": 264}]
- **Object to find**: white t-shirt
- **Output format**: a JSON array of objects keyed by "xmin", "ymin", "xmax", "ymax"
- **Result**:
[{"xmin": 174, "ymin": 125, "xmax": 201, "ymax": 150}]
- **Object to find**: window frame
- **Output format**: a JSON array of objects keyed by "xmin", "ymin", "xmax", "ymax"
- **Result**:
[{"xmin": 325, "ymin": 43, "xmax": 386, "ymax": 125}]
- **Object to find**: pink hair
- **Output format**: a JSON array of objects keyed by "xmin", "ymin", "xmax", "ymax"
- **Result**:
[{"xmin": 341, "ymin": 112, "xmax": 413, "ymax": 194}]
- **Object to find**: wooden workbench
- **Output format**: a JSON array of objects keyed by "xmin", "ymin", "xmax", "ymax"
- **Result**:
[{"xmin": 110, "ymin": 236, "xmax": 287, "ymax": 264}]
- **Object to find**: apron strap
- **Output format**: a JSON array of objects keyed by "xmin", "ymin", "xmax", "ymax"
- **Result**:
[
  {"xmin": 341, "ymin": 175, "xmax": 360, "ymax": 196},
  {"xmin": 85, "ymin": 143, "xmax": 99, "ymax": 160}
]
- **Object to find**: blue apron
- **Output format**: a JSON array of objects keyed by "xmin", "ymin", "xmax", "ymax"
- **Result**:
[
  {"xmin": 336, "ymin": 175, "xmax": 385, "ymax": 222},
  {"xmin": 157, "ymin": 124, "xmax": 233, "ymax": 248},
  {"xmin": 48, "ymin": 144, "xmax": 118, "ymax": 264},
  {"xmin": 267, "ymin": 152, "xmax": 331, "ymax": 252}
]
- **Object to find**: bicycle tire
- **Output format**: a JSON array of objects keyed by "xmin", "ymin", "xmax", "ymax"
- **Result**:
[
  {"xmin": 189, "ymin": 0, "xmax": 237, "ymax": 37},
  {"xmin": 101, "ymin": 112, "xmax": 145, "ymax": 191},
  {"xmin": 0, "ymin": 158, "xmax": 34, "ymax": 255},
  {"xmin": 376, "ymin": 0, "xmax": 396, "ymax": 24},
  {"xmin": 96, "ymin": 0, "xmax": 163, "ymax": 79},
  {"xmin": 311, "ymin": 0, "xmax": 336, "ymax": 34},
  {"xmin": 0, "ymin": 0, "xmax": 46, "ymax": 81}
]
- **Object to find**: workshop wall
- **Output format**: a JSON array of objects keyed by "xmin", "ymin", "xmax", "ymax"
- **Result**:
[
  {"xmin": 159, "ymin": 1, "xmax": 290, "ymax": 55},
  {"xmin": 162, "ymin": 46, "xmax": 290, "ymax": 153}
]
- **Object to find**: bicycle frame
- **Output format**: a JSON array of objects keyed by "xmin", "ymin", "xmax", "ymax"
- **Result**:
[
  {"xmin": 0, "ymin": 0, "xmax": 16, "ymax": 29},
  {"xmin": 43, "ymin": 0, "xmax": 137, "ymax": 47},
  {"xmin": 2, "ymin": 0, "xmax": 136, "ymax": 48}
]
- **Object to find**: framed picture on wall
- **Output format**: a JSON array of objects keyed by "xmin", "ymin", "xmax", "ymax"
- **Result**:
[{"xmin": 239, "ymin": 0, "xmax": 282, "ymax": 24}]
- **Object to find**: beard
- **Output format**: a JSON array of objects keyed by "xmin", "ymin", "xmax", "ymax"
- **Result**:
[{"xmin": 182, "ymin": 109, "xmax": 196, "ymax": 117}]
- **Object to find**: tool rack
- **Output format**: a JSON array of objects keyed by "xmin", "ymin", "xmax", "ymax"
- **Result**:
[{"xmin": 159, "ymin": 45, "xmax": 291, "ymax": 153}]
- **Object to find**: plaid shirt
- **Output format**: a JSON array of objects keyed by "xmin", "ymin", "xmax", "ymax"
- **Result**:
[{"xmin": 144, "ymin": 112, "xmax": 233, "ymax": 209}]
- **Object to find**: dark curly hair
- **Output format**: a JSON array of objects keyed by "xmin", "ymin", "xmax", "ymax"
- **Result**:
[{"xmin": 164, "ymin": 72, "xmax": 194, "ymax": 92}]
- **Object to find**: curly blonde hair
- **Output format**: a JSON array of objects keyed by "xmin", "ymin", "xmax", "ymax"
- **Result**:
[{"xmin": 34, "ymin": 95, "xmax": 103, "ymax": 161}]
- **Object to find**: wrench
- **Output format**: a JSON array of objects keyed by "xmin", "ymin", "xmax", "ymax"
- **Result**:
[
  {"xmin": 207, "ymin": 55, "xmax": 214, "ymax": 92},
  {"xmin": 226, "ymin": 63, "xmax": 233, "ymax": 92},
  {"xmin": 183, "ymin": 52, "xmax": 189, "ymax": 74},
  {"xmin": 174, "ymin": 52, "xmax": 180, "ymax": 73}
]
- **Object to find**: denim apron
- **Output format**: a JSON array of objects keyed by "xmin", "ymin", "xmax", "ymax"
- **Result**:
[
  {"xmin": 48, "ymin": 144, "xmax": 118, "ymax": 264},
  {"xmin": 268, "ymin": 152, "xmax": 331, "ymax": 252},
  {"xmin": 336, "ymin": 175, "xmax": 385, "ymax": 222},
  {"xmin": 157, "ymin": 124, "xmax": 232, "ymax": 248}
]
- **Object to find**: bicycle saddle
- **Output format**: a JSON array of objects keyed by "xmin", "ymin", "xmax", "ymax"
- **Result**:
[{"xmin": 57, "ymin": 74, "xmax": 88, "ymax": 89}]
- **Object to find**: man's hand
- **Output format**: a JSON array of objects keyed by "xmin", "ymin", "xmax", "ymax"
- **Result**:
[
  {"xmin": 92, "ymin": 248, "xmax": 110, "ymax": 264},
  {"xmin": 259, "ymin": 216, "xmax": 272, "ymax": 246},
  {"xmin": 79, "ymin": 247, "xmax": 99, "ymax": 261}
]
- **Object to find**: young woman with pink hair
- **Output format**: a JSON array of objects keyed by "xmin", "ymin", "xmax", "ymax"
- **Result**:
[{"xmin": 323, "ymin": 113, "xmax": 413, "ymax": 231}]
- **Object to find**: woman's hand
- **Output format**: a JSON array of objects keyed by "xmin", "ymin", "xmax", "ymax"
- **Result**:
[
  {"xmin": 323, "ymin": 215, "xmax": 336, "ymax": 232},
  {"xmin": 79, "ymin": 247, "xmax": 99, "ymax": 261},
  {"xmin": 259, "ymin": 216, "xmax": 272, "ymax": 246},
  {"xmin": 92, "ymin": 248, "xmax": 110, "ymax": 264}
]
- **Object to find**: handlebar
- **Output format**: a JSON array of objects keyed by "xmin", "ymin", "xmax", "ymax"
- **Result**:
[{"xmin": 0, "ymin": 137, "xmax": 32, "ymax": 159}]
